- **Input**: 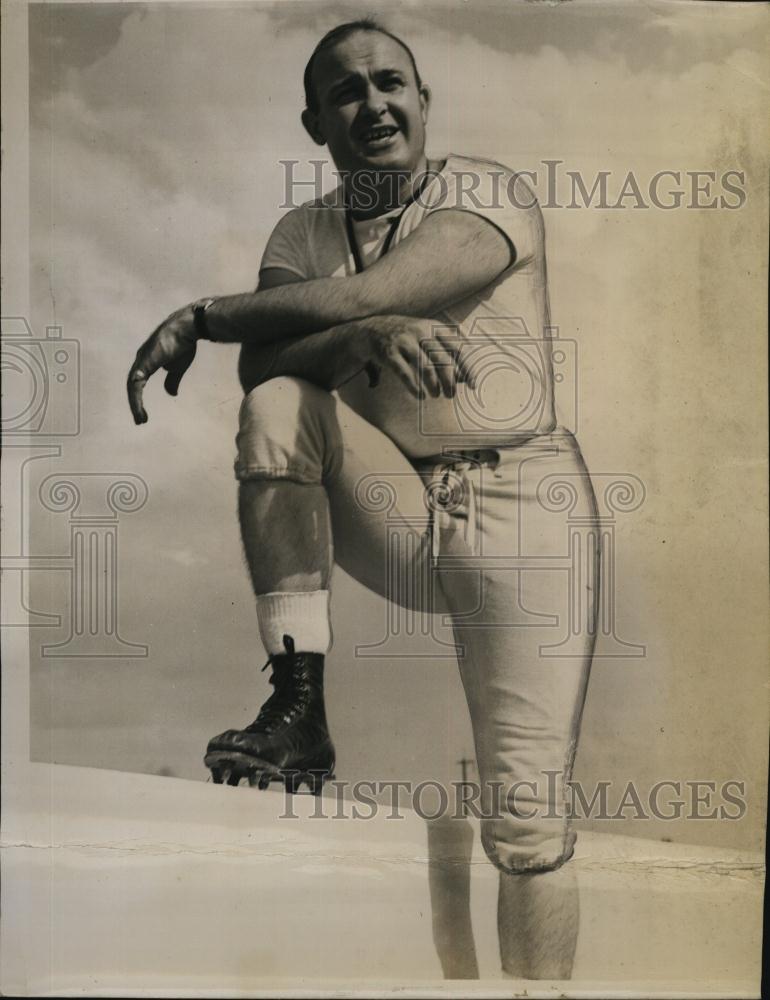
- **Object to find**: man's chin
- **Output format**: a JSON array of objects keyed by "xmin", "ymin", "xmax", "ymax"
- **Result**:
[{"xmin": 352, "ymin": 147, "xmax": 420, "ymax": 174}]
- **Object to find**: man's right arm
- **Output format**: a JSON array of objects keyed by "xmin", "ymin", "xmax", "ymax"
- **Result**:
[
  {"xmin": 128, "ymin": 263, "xmax": 474, "ymax": 423},
  {"xmin": 205, "ymin": 208, "xmax": 511, "ymax": 347}
]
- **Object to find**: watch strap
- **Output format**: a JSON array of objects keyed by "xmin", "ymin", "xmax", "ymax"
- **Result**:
[{"xmin": 193, "ymin": 297, "xmax": 218, "ymax": 341}]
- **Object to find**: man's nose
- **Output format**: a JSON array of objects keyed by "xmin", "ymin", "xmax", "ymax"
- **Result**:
[{"xmin": 362, "ymin": 83, "xmax": 387, "ymax": 116}]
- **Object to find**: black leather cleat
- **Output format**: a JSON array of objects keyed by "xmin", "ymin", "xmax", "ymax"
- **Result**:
[{"xmin": 205, "ymin": 635, "xmax": 335, "ymax": 794}]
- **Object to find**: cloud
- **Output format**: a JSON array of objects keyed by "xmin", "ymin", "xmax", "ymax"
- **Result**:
[
  {"xmin": 164, "ymin": 547, "xmax": 209, "ymax": 568},
  {"xmin": 29, "ymin": 2, "xmax": 137, "ymax": 99}
]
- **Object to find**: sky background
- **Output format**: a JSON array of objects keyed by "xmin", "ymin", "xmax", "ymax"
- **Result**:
[{"xmin": 24, "ymin": 0, "xmax": 769, "ymax": 849}]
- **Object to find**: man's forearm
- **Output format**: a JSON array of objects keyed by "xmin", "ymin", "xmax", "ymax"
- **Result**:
[
  {"xmin": 201, "ymin": 207, "xmax": 514, "ymax": 347},
  {"xmin": 239, "ymin": 320, "xmax": 371, "ymax": 394},
  {"xmin": 205, "ymin": 276, "xmax": 382, "ymax": 346}
]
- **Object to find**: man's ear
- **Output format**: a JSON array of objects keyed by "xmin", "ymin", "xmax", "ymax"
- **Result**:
[
  {"xmin": 301, "ymin": 108, "xmax": 326, "ymax": 146},
  {"xmin": 419, "ymin": 84, "xmax": 431, "ymax": 126}
]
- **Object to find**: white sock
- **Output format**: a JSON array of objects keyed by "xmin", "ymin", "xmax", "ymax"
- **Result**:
[{"xmin": 255, "ymin": 590, "xmax": 331, "ymax": 656}]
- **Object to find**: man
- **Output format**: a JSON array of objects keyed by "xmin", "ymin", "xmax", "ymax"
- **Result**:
[{"xmin": 127, "ymin": 19, "xmax": 599, "ymax": 981}]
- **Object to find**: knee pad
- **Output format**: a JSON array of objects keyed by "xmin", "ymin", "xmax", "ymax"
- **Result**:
[{"xmin": 235, "ymin": 377, "xmax": 341, "ymax": 484}]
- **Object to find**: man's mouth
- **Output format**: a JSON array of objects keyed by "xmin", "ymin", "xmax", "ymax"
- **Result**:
[{"xmin": 357, "ymin": 125, "xmax": 400, "ymax": 147}]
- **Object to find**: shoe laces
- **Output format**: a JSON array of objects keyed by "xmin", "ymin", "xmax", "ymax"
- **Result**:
[{"xmin": 247, "ymin": 635, "xmax": 310, "ymax": 735}]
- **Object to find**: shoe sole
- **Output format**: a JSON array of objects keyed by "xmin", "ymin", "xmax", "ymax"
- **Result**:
[{"xmin": 204, "ymin": 750, "xmax": 335, "ymax": 795}]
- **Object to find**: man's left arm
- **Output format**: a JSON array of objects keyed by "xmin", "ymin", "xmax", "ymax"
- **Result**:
[
  {"xmin": 127, "ymin": 210, "xmax": 511, "ymax": 423},
  {"xmin": 204, "ymin": 209, "xmax": 513, "ymax": 343}
]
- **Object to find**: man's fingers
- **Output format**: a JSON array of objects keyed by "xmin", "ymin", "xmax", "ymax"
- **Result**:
[
  {"xmin": 414, "ymin": 344, "xmax": 441, "ymax": 398},
  {"xmin": 399, "ymin": 340, "xmax": 439, "ymax": 398},
  {"xmin": 127, "ymin": 366, "xmax": 148, "ymax": 424},
  {"xmin": 163, "ymin": 370, "xmax": 182, "ymax": 396},
  {"xmin": 127, "ymin": 343, "xmax": 163, "ymax": 424},
  {"xmin": 435, "ymin": 332, "xmax": 477, "ymax": 389},
  {"xmin": 421, "ymin": 342, "xmax": 457, "ymax": 398},
  {"xmin": 163, "ymin": 343, "xmax": 197, "ymax": 397},
  {"xmin": 128, "ymin": 326, "xmax": 194, "ymax": 423},
  {"xmin": 436, "ymin": 355, "xmax": 457, "ymax": 397},
  {"xmin": 388, "ymin": 350, "xmax": 424, "ymax": 398}
]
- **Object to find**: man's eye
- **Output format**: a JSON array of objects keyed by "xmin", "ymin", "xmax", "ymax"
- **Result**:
[{"xmin": 382, "ymin": 78, "xmax": 404, "ymax": 91}]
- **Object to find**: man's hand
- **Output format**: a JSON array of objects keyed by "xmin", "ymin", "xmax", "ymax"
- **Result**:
[
  {"xmin": 127, "ymin": 304, "xmax": 199, "ymax": 424},
  {"xmin": 363, "ymin": 316, "xmax": 478, "ymax": 400}
]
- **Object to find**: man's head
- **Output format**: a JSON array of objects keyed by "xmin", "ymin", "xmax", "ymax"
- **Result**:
[{"xmin": 301, "ymin": 19, "xmax": 430, "ymax": 177}]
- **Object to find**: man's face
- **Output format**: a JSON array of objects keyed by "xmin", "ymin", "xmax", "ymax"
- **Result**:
[{"xmin": 302, "ymin": 31, "xmax": 430, "ymax": 176}]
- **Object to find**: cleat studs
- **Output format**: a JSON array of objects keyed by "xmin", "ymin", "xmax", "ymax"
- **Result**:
[
  {"xmin": 258, "ymin": 773, "xmax": 271, "ymax": 790},
  {"xmin": 308, "ymin": 770, "xmax": 327, "ymax": 795},
  {"xmin": 247, "ymin": 772, "xmax": 259, "ymax": 787},
  {"xmin": 227, "ymin": 770, "xmax": 241, "ymax": 786},
  {"xmin": 211, "ymin": 767, "xmax": 224, "ymax": 784}
]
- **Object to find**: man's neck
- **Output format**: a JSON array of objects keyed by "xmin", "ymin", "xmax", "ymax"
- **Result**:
[{"xmin": 345, "ymin": 154, "xmax": 432, "ymax": 220}]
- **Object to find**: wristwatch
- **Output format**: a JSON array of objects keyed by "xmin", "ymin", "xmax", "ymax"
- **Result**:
[{"xmin": 192, "ymin": 297, "xmax": 218, "ymax": 341}]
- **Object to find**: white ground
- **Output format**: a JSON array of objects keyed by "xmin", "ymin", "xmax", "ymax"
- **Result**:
[{"xmin": 1, "ymin": 764, "xmax": 763, "ymax": 997}]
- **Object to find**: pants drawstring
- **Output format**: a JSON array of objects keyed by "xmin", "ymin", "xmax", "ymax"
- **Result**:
[{"xmin": 429, "ymin": 456, "xmax": 488, "ymax": 567}]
